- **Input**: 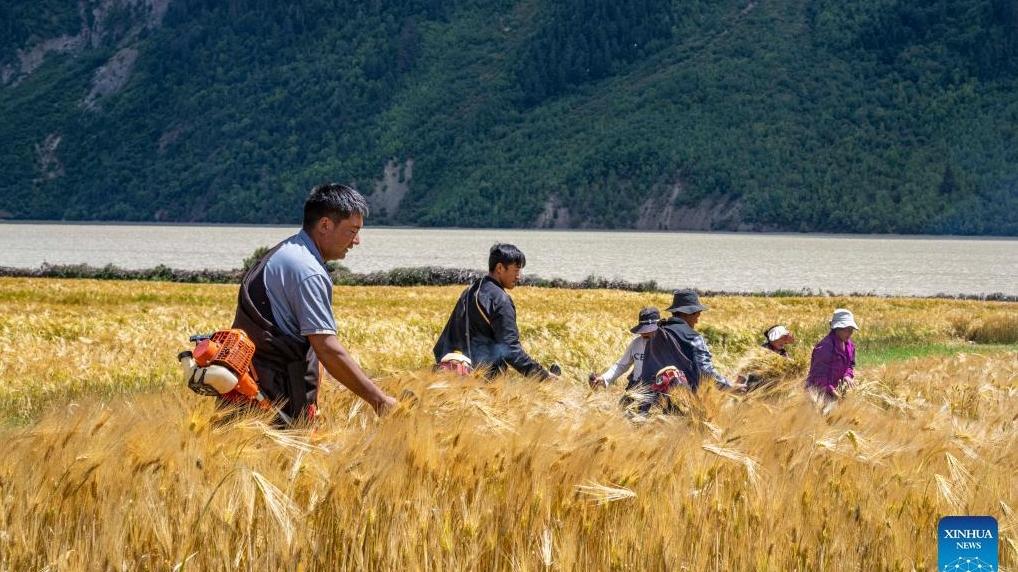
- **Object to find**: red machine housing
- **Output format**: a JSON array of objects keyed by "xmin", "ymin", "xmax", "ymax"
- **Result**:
[{"xmin": 193, "ymin": 329, "xmax": 265, "ymax": 406}]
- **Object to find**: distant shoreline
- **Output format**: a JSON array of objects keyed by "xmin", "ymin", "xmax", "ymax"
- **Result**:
[
  {"xmin": 1, "ymin": 220, "xmax": 1016, "ymax": 241},
  {"xmin": 1, "ymin": 263, "xmax": 1014, "ymax": 302}
]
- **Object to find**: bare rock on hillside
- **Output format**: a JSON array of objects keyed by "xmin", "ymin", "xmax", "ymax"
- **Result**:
[
  {"xmin": 157, "ymin": 124, "xmax": 188, "ymax": 154},
  {"xmin": 82, "ymin": 47, "xmax": 139, "ymax": 110},
  {"xmin": 370, "ymin": 158, "xmax": 414, "ymax": 218},
  {"xmin": 2, "ymin": 0, "xmax": 169, "ymax": 87},
  {"xmin": 35, "ymin": 133, "xmax": 65, "ymax": 181},
  {"xmin": 535, "ymin": 195, "xmax": 572, "ymax": 229},
  {"xmin": 637, "ymin": 181, "xmax": 743, "ymax": 231},
  {"xmin": 7, "ymin": 35, "xmax": 88, "ymax": 86},
  {"xmin": 148, "ymin": 0, "xmax": 172, "ymax": 27}
]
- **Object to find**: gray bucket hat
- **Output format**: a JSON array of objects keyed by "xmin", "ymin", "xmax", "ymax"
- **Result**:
[
  {"xmin": 666, "ymin": 289, "xmax": 707, "ymax": 314},
  {"xmin": 630, "ymin": 307, "xmax": 661, "ymax": 334}
]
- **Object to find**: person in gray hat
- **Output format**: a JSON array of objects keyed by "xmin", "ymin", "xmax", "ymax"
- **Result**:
[
  {"xmin": 590, "ymin": 307, "xmax": 660, "ymax": 389},
  {"xmin": 639, "ymin": 289, "xmax": 738, "ymax": 393}
]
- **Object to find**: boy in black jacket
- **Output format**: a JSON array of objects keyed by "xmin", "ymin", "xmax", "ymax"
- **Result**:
[{"xmin": 433, "ymin": 244, "xmax": 554, "ymax": 380}]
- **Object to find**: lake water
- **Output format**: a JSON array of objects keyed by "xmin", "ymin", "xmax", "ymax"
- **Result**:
[{"xmin": 1, "ymin": 222, "xmax": 1016, "ymax": 297}]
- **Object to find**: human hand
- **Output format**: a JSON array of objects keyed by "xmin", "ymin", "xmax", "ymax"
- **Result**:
[
  {"xmin": 373, "ymin": 394, "xmax": 398, "ymax": 416},
  {"xmin": 588, "ymin": 374, "xmax": 607, "ymax": 389},
  {"xmin": 540, "ymin": 364, "xmax": 562, "ymax": 382}
]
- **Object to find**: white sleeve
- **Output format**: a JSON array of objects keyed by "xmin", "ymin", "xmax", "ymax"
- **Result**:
[{"xmin": 600, "ymin": 338, "xmax": 638, "ymax": 384}]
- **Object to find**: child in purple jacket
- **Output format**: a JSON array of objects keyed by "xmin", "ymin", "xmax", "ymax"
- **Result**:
[{"xmin": 806, "ymin": 309, "xmax": 858, "ymax": 412}]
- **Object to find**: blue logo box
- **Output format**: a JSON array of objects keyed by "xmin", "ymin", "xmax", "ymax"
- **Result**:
[{"xmin": 938, "ymin": 516, "xmax": 998, "ymax": 572}]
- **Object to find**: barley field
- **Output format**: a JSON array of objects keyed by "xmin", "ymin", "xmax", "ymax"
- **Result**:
[{"xmin": 0, "ymin": 277, "xmax": 1015, "ymax": 571}]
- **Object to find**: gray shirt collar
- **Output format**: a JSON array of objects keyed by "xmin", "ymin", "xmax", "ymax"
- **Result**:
[{"xmin": 297, "ymin": 229, "xmax": 328, "ymax": 270}]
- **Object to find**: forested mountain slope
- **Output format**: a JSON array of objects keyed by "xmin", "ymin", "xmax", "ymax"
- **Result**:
[{"xmin": 2, "ymin": 0, "xmax": 1017, "ymax": 234}]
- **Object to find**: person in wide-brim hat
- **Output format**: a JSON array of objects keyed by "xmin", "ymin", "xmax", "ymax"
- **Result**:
[
  {"xmin": 665, "ymin": 288, "xmax": 708, "ymax": 315},
  {"xmin": 629, "ymin": 307, "xmax": 661, "ymax": 335},
  {"xmin": 592, "ymin": 307, "xmax": 660, "ymax": 388},
  {"xmin": 647, "ymin": 289, "xmax": 737, "ymax": 392}
]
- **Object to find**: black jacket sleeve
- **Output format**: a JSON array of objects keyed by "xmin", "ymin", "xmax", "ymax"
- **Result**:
[{"xmin": 489, "ymin": 293, "xmax": 549, "ymax": 379}]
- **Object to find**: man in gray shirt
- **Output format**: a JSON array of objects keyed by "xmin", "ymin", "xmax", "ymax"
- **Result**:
[{"xmin": 232, "ymin": 183, "xmax": 396, "ymax": 423}]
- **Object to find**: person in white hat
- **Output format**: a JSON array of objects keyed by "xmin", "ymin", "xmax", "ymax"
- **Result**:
[
  {"xmin": 762, "ymin": 324, "xmax": 795, "ymax": 357},
  {"xmin": 736, "ymin": 324, "xmax": 797, "ymax": 391},
  {"xmin": 805, "ymin": 308, "xmax": 859, "ymax": 412}
]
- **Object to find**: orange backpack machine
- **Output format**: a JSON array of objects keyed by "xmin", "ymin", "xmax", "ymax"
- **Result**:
[{"xmin": 178, "ymin": 329, "xmax": 272, "ymax": 409}]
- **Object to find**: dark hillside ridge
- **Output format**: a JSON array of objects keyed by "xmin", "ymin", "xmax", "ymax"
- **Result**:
[{"xmin": 1, "ymin": 0, "xmax": 1017, "ymax": 235}]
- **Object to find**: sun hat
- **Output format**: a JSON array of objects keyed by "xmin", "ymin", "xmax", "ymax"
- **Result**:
[
  {"xmin": 630, "ymin": 307, "xmax": 661, "ymax": 334},
  {"xmin": 830, "ymin": 309, "xmax": 859, "ymax": 330},
  {"xmin": 765, "ymin": 325, "xmax": 791, "ymax": 343},
  {"xmin": 665, "ymin": 289, "xmax": 707, "ymax": 314},
  {"xmin": 440, "ymin": 351, "xmax": 472, "ymax": 366}
]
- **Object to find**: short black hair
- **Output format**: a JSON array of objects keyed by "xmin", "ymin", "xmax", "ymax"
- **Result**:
[
  {"xmin": 488, "ymin": 243, "xmax": 526, "ymax": 272},
  {"xmin": 302, "ymin": 183, "xmax": 369, "ymax": 231}
]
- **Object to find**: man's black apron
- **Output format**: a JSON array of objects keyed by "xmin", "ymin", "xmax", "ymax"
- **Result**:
[{"xmin": 229, "ymin": 241, "xmax": 322, "ymax": 424}]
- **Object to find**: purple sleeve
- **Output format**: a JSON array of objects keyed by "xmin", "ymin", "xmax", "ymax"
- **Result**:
[
  {"xmin": 845, "ymin": 341, "xmax": 856, "ymax": 379},
  {"xmin": 806, "ymin": 339, "xmax": 835, "ymax": 390}
]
